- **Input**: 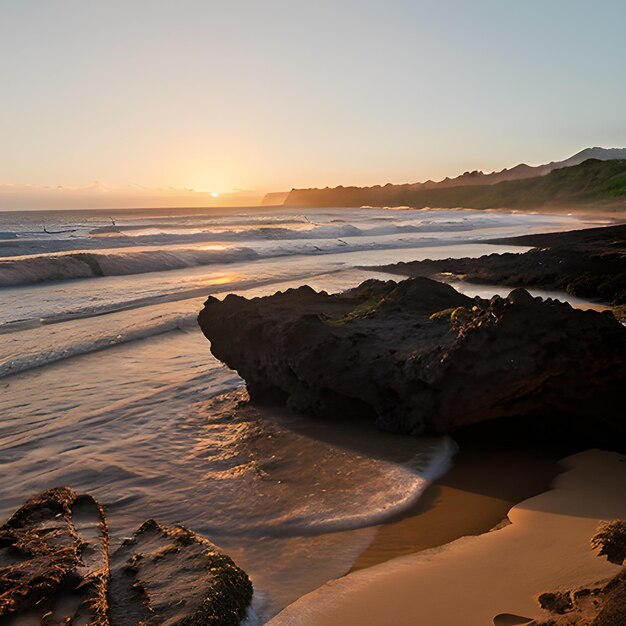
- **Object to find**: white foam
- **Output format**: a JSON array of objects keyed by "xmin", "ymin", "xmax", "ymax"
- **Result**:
[
  {"xmin": 0, "ymin": 207, "xmax": 588, "ymax": 287},
  {"xmin": 246, "ymin": 437, "xmax": 457, "ymax": 536},
  {"xmin": 0, "ymin": 247, "xmax": 260, "ymax": 287}
]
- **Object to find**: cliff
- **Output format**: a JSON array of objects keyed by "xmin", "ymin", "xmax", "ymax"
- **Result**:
[
  {"xmin": 283, "ymin": 156, "xmax": 626, "ymax": 209},
  {"xmin": 261, "ymin": 190, "xmax": 290, "ymax": 205}
]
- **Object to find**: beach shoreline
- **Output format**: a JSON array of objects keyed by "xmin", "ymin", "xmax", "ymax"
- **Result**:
[
  {"xmin": 350, "ymin": 436, "xmax": 565, "ymax": 572},
  {"xmin": 268, "ymin": 448, "xmax": 626, "ymax": 626},
  {"xmin": 2, "ymin": 209, "xmax": 624, "ymax": 625}
]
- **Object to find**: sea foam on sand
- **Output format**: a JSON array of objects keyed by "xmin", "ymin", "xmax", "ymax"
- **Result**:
[{"xmin": 267, "ymin": 449, "xmax": 626, "ymax": 626}]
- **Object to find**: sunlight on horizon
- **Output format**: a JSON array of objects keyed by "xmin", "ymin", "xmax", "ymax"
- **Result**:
[
  {"xmin": 0, "ymin": 2, "xmax": 624, "ymax": 213},
  {"xmin": 1, "ymin": 1, "xmax": 624, "ymax": 203}
]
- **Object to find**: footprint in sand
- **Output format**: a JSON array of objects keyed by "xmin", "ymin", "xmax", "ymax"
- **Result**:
[{"xmin": 493, "ymin": 614, "xmax": 535, "ymax": 626}]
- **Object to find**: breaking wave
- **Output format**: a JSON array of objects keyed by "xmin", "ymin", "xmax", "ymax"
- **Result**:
[
  {"xmin": 0, "ymin": 247, "xmax": 260, "ymax": 287},
  {"xmin": 0, "ymin": 312, "xmax": 199, "ymax": 378},
  {"xmin": 0, "ymin": 233, "xmax": 461, "ymax": 287},
  {"xmin": 0, "ymin": 209, "xmax": 537, "ymax": 287}
]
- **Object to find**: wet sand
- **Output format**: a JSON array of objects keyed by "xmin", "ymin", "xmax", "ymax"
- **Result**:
[{"xmin": 351, "ymin": 438, "xmax": 563, "ymax": 571}]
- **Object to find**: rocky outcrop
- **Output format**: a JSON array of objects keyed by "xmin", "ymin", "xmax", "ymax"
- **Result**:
[
  {"xmin": 198, "ymin": 277, "xmax": 626, "ymax": 436},
  {"xmin": 0, "ymin": 487, "xmax": 109, "ymax": 624},
  {"xmin": 531, "ymin": 572, "xmax": 626, "ymax": 626},
  {"xmin": 592, "ymin": 520, "xmax": 626, "ymax": 566},
  {"xmin": 109, "ymin": 520, "xmax": 252, "ymax": 626},
  {"xmin": 375, "ymin": 223, "xmax": 626, "ymax": 306},
  {"xmin": 0, "ymin": 489, "xmax": 253, "ymax": 625},
  {"xmin": 532, "ymin": 520, "xmax": 626, "ymax": 626}
]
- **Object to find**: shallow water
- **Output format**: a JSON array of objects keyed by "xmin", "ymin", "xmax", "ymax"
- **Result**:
[{"xmin": 0, "ymin": 206, "xmax": 605, "ymax": 620}]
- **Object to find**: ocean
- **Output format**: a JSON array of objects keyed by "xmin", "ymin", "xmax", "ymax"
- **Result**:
[{"xmin": 0, "ymin": 206, "xmax": 605, "ymax": 621}]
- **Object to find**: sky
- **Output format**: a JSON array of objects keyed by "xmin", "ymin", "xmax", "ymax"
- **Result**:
[{"xmin": 1, "ymin": 0, "xmax": 625, "ymax": 208}]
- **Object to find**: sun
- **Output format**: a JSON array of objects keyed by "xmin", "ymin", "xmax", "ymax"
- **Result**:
[{"xmin": 211, "ymin": 192, "xmax": 219, "ymax": 198}]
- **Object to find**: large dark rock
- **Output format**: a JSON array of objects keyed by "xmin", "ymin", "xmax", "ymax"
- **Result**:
[
  {"xmin": 0, "ymin": 490, "xmax": 253, "ymax": 625},
  {"xmin": 0, "ymin": 487, "xmax": 109, "ymax": 625},
  {"xmin": 198, "ymin": 277, "xmax": 626, "ymax": 435}
]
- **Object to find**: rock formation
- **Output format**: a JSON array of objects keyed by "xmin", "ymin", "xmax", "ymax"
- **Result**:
[
  {"xmin": 532, "ymin": 520, "xmax": 626, "ymax": 626},
  {"xmin": 0, "ymin": 489, "xmax": 253, "ymax": 625},
  {"xmin": 198, "ymin": 277, "xmax": 626, "ymax": 436},
  {"xmin": 0, "ymin": 487, "xmax": 109, "ymax": 624},
  {"xmin": 109, "ymin": 520, "xmax": 252, "ymax": 626},
  {"xmin": 375, "ymin": 223, "xmax": 626, "ymax": 307}
]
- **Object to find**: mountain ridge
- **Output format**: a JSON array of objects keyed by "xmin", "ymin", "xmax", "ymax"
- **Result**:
[
  {"xmin": 263, "ymin": 147, "xmax": 626, "ymax": 209},
  {"xmin": 281, "ymin": 157, "xmax": 626, "ymax": 211}
]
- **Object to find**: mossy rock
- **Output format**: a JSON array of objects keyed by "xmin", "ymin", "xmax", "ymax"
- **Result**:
[
  {"xmin": 1, "ymin": 491, "xmax": 254, "ymax": 626},
  {"xmin": 611, "ymin": 305, "xmax": 626, "ymax": 322},
  {"xmin": 592, "ymin": 519, "xmax": 626, "ymax": 565},
  {"xmin": 538, "ymin": 591, "xmax": 573, "ymax": 614},
  {"xmin": 428, "ymin": 305, "xmax": 474, "ymax": 325},
  {"xmin": 428, "ymin": 307, "xmax": 457, "ymax": 321},
  {"xmin": 323, "ymin": 297, "xmax": 386, "ymax": 325},
  {"xmin": 109, "ymin": 519, "xmax": 253, "ymax": 626},
  {"xmin": 0, "ymin": 487, "xmax": 109, "ymax": 624}
]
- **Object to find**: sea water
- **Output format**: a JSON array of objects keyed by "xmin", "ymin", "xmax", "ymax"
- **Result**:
[{"xmin": 0, "ymin": 206, "xmax": 606, "ymax": 620}]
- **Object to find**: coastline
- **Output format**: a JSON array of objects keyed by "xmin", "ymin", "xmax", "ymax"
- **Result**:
[
  {"xmin": 360, "ymin": 204, "xmax": 626, "ymax": 219},
  {"xmin": 3, "ymin": 210, "xmax": 624, "ymax": 625},
  {"xmin": 371, "ymin": 221, "xmax": 626, "ymax": 317},
  {"xmin": 268, "ymin": 449, "xmax": 626, "ymax": 626}
]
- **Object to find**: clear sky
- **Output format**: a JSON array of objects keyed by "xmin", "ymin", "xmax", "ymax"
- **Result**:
[{"xmin": 1, "ymin": 0, "xmax": 625, "ymax": 204}]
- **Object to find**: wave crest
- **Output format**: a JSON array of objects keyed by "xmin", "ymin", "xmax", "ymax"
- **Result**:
[{"xmin": 0, "ymin": 247, "xmax": 260, "ymax": 287}]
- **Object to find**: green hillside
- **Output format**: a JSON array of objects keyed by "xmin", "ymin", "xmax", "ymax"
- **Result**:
[{"xmin": 284, "ymin": 159, "xmax": 626, "ymax": 210}]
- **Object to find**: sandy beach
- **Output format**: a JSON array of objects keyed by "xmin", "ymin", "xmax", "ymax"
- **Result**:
[{"xmin": 268, "ymin": 449, "xmax": 626, "ymax": 626}]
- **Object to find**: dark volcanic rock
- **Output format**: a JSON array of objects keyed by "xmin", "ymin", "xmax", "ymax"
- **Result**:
[
  {"xmin": 592, "ymin": 520, "xmax": 626, "ymax": 566},
  {"xmin": 198, "ymin": 277, "xmax": 626, "ymax": 435},
  {"xmin": 531, "ymin": 572, "xmax": 626, "ymax": 626},
  {"xmin": 0, "ymin": 487, "xmax": 109, "ymax": 624},
  {"xmin": 109, "ymin": 520, "xmax": 252, "ymax": 626},
  {"xmin": 532, "ymin": 520, "xmax": 626, "ymax": 626},
  {"xmin": 0, "ymin": 490, "xmax": 253, "ymax": 626},
  {"xmin": 375, "ymin": 223, "xmax": 626, "ymax": 306}
]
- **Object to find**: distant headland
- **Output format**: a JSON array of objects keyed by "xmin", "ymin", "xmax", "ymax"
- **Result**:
[{"xmin": 264, "ymin": 148, "xmax": 626, "ymax": 211}]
